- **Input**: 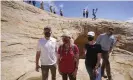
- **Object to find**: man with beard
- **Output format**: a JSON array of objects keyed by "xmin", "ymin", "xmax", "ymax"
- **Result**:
[
  {"xmin": 35, "ymin": 26, "xmax": 57, "ymax": 80},
  {"xmin": 96, "ymin": 27, "xmax": 116, "ymax": 80}
]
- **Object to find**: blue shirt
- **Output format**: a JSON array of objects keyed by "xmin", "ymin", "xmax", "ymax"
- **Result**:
[{"xmin": 96, "ymin": 33, "xmax": 116, "ymax": 51}]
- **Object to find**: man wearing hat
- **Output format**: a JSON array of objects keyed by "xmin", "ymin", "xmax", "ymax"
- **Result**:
[
  {"xmin": 35, "ymin": 26, "xmax": 57, "ymax": 80},
  {"xmin": 96, "ymin": 27, "xmax": 116, "ymax": 80},
  {"xmin": 57, "ymin": 32, "xmax": 79, "ymax": 80},
  {"xmin": 84, "ymin": 31, "xmax": 102, "ymax": 80}
]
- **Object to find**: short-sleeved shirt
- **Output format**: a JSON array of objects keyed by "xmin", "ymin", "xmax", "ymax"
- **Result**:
[
  {"xmin": 58, "ymin": 44, "xmax": 79, "ymax": 73},
  {"xmin": 37, "ymin": 37, "xmax": 57, "ymax": 65},
  {"xmin": 96, "ymin": 33, "xmax": 116, "ymax": 51},
  {"xmin": 85, "ymin": 43, "xmax": 102, "ymax": 68}
]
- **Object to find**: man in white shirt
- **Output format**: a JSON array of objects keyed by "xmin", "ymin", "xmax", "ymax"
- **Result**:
[{"xmin": 36, "ymin": 26, "xmax": 57, "ymax": 80}]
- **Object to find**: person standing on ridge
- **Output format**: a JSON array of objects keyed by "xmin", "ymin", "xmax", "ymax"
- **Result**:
[
  {"xmin": 40, "ymin": 1, "xmax": 44, "ymax": 10},
  {"xmin": 50, "ymin": 5, "xmax": 53, "ymax": 13},
  {"xmin": 53, "ymin": 8, "xmax": 56, "ymax": 14},
  {"xmin": 86, "ymin": 9, "xmax": 89, "ymax": 18},
  {"xmin": 83, "ymin": 9, "xmax": 86, "ymax": 18},
  {"xmin": 32, "ymin": 1, "xmax": 36, "ymax": 6},
  {"xmin": 60, "ymin": 9, "xmax": 63, "ymax": 16}
]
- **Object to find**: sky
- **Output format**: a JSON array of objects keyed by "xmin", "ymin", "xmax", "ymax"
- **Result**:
[{"xmin": 33, "ymin": 1, "xmax": 133, "ymax": 22}]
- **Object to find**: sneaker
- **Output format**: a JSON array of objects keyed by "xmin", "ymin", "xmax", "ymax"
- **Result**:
[
  {"xmin": 102, "ymin": 74, "xmax": 107, "ymax": 78},
  {"xmin": 108, "ymin": 76, "xmax": 113, "ymax": 80}
]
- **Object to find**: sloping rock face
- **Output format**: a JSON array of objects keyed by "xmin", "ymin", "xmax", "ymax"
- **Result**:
[{"xmin": 1, "ymin": 1, "xmax": 133, "ymax": 80}]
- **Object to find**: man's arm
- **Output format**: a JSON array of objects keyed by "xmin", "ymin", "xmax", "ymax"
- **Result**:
[
  {"xmin": 57, "ymin": 54, "xmax": 60, "ymax": 65},
  {"xmin": 109, "ymin": 36, "xmax": 117, "ymax": 55},
  {"xmin": 96, "ymin": 35, "xmax": 102, "ymax": 44},
  {"xmin": 36, "ymin": 51, "xmax": 41, "ymax": 72},
  {"xmin": 57, "ymin": 46, "xmax": 62, "ymax": 75},
  {"xmin": 95, "ymin": 53, "xmax": 102, "ymax": 69},
  {"xmin": 57, "ymin": 45, "xmax": 61, "ymax": 65},
  {"xmin": 55, "ymin": 42, "xmax": 58, "ymax": 61},
  {"xmin": 83, "ymin": 48, "xmax": 87, "ymax": 58}
]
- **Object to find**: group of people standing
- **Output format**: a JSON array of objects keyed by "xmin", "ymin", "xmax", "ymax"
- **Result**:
[
  {"xmin": 36, "ymin": 26, "xmax": 117, "ymax": 80},
  {"xmin": 49, "ymin": 6, "xmax": 63, "ymax": 16},
  {"xmin": 83, "ymin": 8, "xmax": 98, "ymax": 20},
  {"xmin": 24, "ymin": 1, "xmax": 63, "ymax": 16},
  {"xmin": 83, "ymin": 9, "xmax": 89, "ymax": 18},
  {"xmin": 49, "ymin": 6, "xmax": 56, "ymax": 14},
  {"xmin": 26, "ymin": 1, "xmax": 36, "ymax": 6}
]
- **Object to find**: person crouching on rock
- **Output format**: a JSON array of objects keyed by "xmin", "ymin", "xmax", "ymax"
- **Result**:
[
  {"xmin": 57, "ymin": 32, "xmax": 79, "ymax": 80},
  {"xmin": 35, "ymin": 26, "xmax": 57, "ymax": 80},
  {"xmin": 84, "ymin": 31, "xmax": 102, "ymax": 80}
]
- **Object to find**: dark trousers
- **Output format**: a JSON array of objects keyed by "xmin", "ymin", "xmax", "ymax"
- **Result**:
[
  {"xmin": 61, "ymin": 73, "xmax": 76, "ymax": 80},
  {"xmin": 83, "ymin": 13, "xmax": 85, "ymax": 17},
  {"xmin": 41, "ymin": 65, "xmax": 56, "ymax": 80},
  {"xmin": 92, "ymin": 14, "xmax": 96, "ymax": 20},
  {"xmin": 85, "ymin": 65, "xmax": 96, "ymax": 80},
  {"xmin": 101, "ymin": 51, "xmax": 111, "ymax": 78},
  {"xmin": 86, "ymin": 14, "xmax": 88, "ymax": 18}
]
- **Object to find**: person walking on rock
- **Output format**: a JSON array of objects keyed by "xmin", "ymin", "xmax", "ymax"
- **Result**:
[
  {"xmin": 84, "ymin": 31, "xmax": 102, "ymax": 80},
  {"xmin": 92, "ymin": 8, "xmax": 98, "ymax": 20},
  {"xmin": 96, "ymin": 27, "xmax": 116, "ymax": 80},
  {"xmin": 57, "ymin": 32, "xmax": 79, "ymax": 80},
  {"xmin": 36, "ymin": 26, "xmax": 57, "ymax": 80}
]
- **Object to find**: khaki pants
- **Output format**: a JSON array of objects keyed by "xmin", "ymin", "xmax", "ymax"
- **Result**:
[
  {"xmin": 101, "ymin": 51, "xmax": 111, "ymax": 78},
  {"xmin": 41, "ymin": 65, "xmax": 56, "ymax": 80}
]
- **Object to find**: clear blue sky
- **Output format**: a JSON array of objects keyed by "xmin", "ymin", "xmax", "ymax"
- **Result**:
[{"xmin": 35, "ymin": 1, "xmax": 133, "ymax": 21}]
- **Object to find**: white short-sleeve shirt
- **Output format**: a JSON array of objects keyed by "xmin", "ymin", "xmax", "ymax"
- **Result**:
[{"xmin": 37, "ymin": 37, "xmax": 57, "ymax": 65}]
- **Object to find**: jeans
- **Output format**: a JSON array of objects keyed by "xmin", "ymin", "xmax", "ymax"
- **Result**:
[{"xmin": 85, "ymin": 65, "xmax": 101, "ymax": 80}]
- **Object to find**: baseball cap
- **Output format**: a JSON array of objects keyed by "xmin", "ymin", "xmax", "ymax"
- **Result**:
[
  {"xmin": 61, "ymin": 32, "xmax": 71, "ymax": 38},
  {"xmin": 87, "ymin": 31, "xmax": 95, "ymax": 36},
  {"xmin": 44, "ymin": 26, "xmax": 51, "ymax": 30}
]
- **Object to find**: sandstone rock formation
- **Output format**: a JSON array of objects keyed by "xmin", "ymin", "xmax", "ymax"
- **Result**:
[{"xmin": 1, "ymin": 1, "xmax": 133, "ymax": 80}]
